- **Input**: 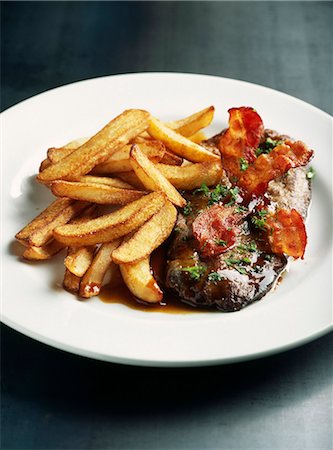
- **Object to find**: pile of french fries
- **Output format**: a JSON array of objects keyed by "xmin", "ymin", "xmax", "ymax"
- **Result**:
[{"xmin": 15, "ymin": 106, "xmax": 223, "ymax": 303}]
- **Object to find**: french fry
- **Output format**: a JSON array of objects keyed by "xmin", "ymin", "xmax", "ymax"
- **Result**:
[
  {"xmin": 148, "ymin": 117, "xmax": 220, "ymax": 163},
  {"xmin": 47, "ymin": 137, "xmax": 90, "ymax": 163},
  {"xmin": 53, "ymin": 192, "xmax": 166, "ymax": 246},
  {"xmin": 115, "ymin": 171, "xmax": 146, "ymax": 190},
  {"xmin": 77, "ymin": 175, "xmax": 134, "ymax": 189},
  {"xmin": 65, "ymin": 245, "xmax": 96, "ymax": 277},
  {"xmin": 120, "ymin": 257, "xmax": 163, "ymax": 303},
  {"xmin": 188, "ymin": 131, "xmax": 207, "ymax": 144},
  {"xmin": 79, "ymin": 240, "xmax": 121, "ymax": 298},
  {"xmin": 63, "ymin": 268, "xmax": 81, "ymax": 294},
  {"xmin": 39, "ymin": 158, "xmax": 52, "ymax": 172},
  {"xmin": 51, "ymin": 180, "xmax": 146, "ymax": 205},
  {"xmin": 156, "ymin": 160, "xmax": 223, "ymax": 190},
  {"xmin": 110, "ymin": 140, "xmax": 165, "ymax": 161},
  {"xmin": 166, "ymin": 106, "xmax": 215, "ymax": 137},
  {"xmin": 15, "ymin": 199, "xmax": 89, "ymax": 247},
  {"xmin": 22, "ymin": 240, "xmax": 65, "ymax": 260},
  {"xmin": 160, "ymin": 150, "xmax": 183, "ymax": 166},
  {"xmin": 130, "ymin": 144, "xmax": 186, "ymax": 207},
  {"xmin": 112, "ymin": 201, "xmax": 177, "ymax": 264},
  {"xmin": 92, "ymin": 140, "xmax": 165, "ymax": 175},
  {"xmin": 37, "ymin": 109, "xmax": 150, "ymax": 183}
]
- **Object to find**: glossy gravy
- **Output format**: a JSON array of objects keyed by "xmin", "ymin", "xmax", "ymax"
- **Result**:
[{"xmin": 99, "ymin": 245, "xmax": 205, "ymax": 314}]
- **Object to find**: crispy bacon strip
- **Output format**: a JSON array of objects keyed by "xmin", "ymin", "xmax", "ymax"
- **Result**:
[
  {"xmin": 219, "ymin": 107, "xmax": 264, "ymax": 164},
  {"xmin": 192, "ymin": 204, "xmax": 246, "ymax": 258},
  {"xmin": 239, "ymin": 140, "xmax": 313, "ymax": 197},
  {"xmin": 265, "ymin": 209, "xmax": 307, "ymax": 259}
]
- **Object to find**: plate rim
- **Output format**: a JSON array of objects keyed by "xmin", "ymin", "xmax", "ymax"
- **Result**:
[{"xmin": 1, "ymin": 71, "xmax": 332, "ymax": 367}]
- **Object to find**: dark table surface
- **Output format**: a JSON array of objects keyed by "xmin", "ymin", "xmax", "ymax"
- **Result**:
[{"xmin": 1, "ymin": 2, "xmax": 332, "ymax": 449}]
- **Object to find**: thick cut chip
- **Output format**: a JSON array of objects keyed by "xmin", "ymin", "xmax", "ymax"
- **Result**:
[
  {"xmin": 166, "ymin": 106, "xmax": 215, "ymax": 137},
  {"xmin": 112, "ymin": 200, "xmax": 177, "ymax": 264},
  {"xmin": 77, "ymin": 176, "xmax": 134, "ymax": 189},
  {"xmin": 37, "ymin": 109, "xmax": 150, "ymax": 183},
  {"xmin": 39, "ymin": 158, "xmax": 52, "ymax": 172},
  {"xmin": 22, "ymin": 240, "xmax": 65, "ymax": 260},
  {"xmin": 160, "ymin": 150, "xmax": 183, "ymax": 166},
  {"xmin": 130, "ymin": 144, "xmax": 186, "ymax": 207},
  {"xmin": 47, "ymin": 137, "xmax": 90, "ymax": 163},
  {"xmin": 53, "ymin": 192, "xmax": 166, "ymax": 246},
  {"xmin": 266, "ymin": 209, "xmax": 307, "ymax": 259},
  {"xmin": 239, "ymin": 141, "xmax": 313, "ymax": 196},
  {"xmin": 92, "ymin": 140, "xmax": 166, "ymax": 175},
  {"xmin": 115, "ymin": 171, "xmax": 146, "ymax": 190},
  {"xmin": 148, "ymin": 117, "xmax": 220, "ymax": 163},
  {"xmin": 79, "ymin": 240, "xmax": 121, "ymax": 298},
  {"xmin": 188, "ymin": 131, "xmax": 207, "ymax": 144},
  {"xmin": 51, "ymin": 180, "xmax": 146, "ymax": 204},
  {"xmin": 120, "ymin": 257, "xmax": 163, "ymax": 303},
  {"xmin": 65, "ymin": 245, "xmax": 96, "ymax": 277},
  {"xmin": 15, "ymin": 199, "xmax": 88, "ymax": 247},
  {"xmin": 63, "ymin": 269, "xmax": 81, "ymax": 294},
  {"xmin": 156, "ymin": 160, "xmax": 222, "ymax": 190}
]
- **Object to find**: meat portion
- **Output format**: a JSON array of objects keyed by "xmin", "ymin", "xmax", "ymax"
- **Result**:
[{"xmin": 165, "ymin": 131, "xmax": 312, "ymax": 312}]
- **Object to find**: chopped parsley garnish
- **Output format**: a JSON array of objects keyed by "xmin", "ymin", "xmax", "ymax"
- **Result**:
[
  {"xmin": 226, "ymin": 187, "xmax": 240, "ymax": 206},
  {"xmin": 225, "ymin": 257, "xmax": 251, "ymax": 275},
  {"xmin": 181, "ymin": 265, "xmax": 206, "ymax": 281},
  {"xmin": 214, "ymin": 239, "xmax": 227, "ymax": 247},
  {"xmin": 251, "ymin": 209, "xmax": 268, "ymax": 230},
  {"xmin": 256, "ymin": 138, "xmax": 283, "ymax": 156},
  {"xmin": 193, "ymin": 183, "xmax": 210, "ymax": 196},
  {"xmin": 240, "ymin": 157, "xmax": 249, "ymax": 171},
  {"xmin": 235, "ymin": 205, "xmax": 248, "ymax": 214},
  {"xmin": 207, "ymin": 272, "xmax": 223, "ymax": 283},
  {"xmin": 237, "ymin": 241, "xmax": 257, "ymax": 253},
  {"xmin": 182, "ymin": 202, "xmax": 193, "ymax": 216},
  {"xmin": 208, "ymin": 184, "xmax": 229, "ymax": 205},
  {"xmin": 264, "ymin": 254, "xmax": 273, "ymax": 261},
  {"xmin": 306, "ymin": 166, "xmax": 316, "ymax": 180}
]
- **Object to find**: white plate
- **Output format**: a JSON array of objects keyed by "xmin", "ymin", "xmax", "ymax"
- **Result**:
[{"xmin": 1, "ymin": 73, "xmax": 332, "ymax": 367}]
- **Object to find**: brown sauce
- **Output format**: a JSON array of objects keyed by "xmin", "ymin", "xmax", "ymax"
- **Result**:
[
  {"xmin": 99, "ymin": 245, "xmax": 206, "ymax": 314},
  {"xmin": 99, "ymin": 283, "xmax": 203, "ymax": 313}
]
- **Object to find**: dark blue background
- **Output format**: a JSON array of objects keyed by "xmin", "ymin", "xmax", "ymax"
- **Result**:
[{"xmin": 2, "ymin": 2, "xmax": 332, "ymax": 449}]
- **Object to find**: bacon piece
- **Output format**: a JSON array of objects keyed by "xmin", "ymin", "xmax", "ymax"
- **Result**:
[
  {"xmin": 265, "ymin": 209, "xmax": 307, "ymax": 259},
  {"xmin": 219, "ymin": 107, "xmax": 264, "ymax": 165},
  {"xmin": 239, "ymin": 141, "xmax": 313, "ymax": 197},
  {"xmin": 192, "ymin": 204, "xmax": 245, "ymax": 258}
]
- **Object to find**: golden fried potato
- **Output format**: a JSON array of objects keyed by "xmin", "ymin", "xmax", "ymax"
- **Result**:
[
  {"xmin": 65, "ymin": 245, "xmax": 96, "ymax": 277},
  {"xmin": 77, "ymin": 175, "xmax": 134, "ymax": 189},
  {"xmin": 156, "ymin": 160, "xmax": 223, "ymax": 190},
  {"xmin": 47, "ymin": 137, "xmax": 90, "ymax": 163},
  {"xmin": 187, "ymin": 131, "xmax": 207, "ymax": 144},
  {"xmin": 167, "ymin": 105, "xmax": 215, "ymax": 137},
  {"xmin": 22, "ymin": 240, "xmax": 65, "ymax": 260},
  {"xmin": 51, "ymin": 180, "xmax": 146, "ymax": 205},
  {"xmin": 120, "ymin": 257, "xmax": 163, "ymax": 303},
  {"xmin": 15, "ymin": 199, "xmax": 89, "ymax": 247},
  {"xmin": 63, "ymin": 269, "xmax": 81, "ymax": 294},
  {"xmin": 130, "ymin": 144, "xmax": 186, "ymax": 207},
  {"xmin": 92, "ymin": 140, "xmax": 165, "ymax": 175},
  {"xmin": 37, "ymin": 109, "xmax": 150, "ymax": 183},
  {"xmin": 160, "ymin": 150, "xmax": 183, "ymax": 166},
  {"xmin": 53, "ymin": 192, "xmax": 166, "ymax": 246},
  {"xmin": 79, "ymin": 240, "xmax": 121, "ymax": 298},
  {"xmin": 112, "ymin": 200, "xmax": 177, "ymax": 264},
  {"xmin": 39, "ymin": 158, "xmax": 52, "ymax": 172},
  {"xmin": 148, "ymin": 117, "xmax": 220, "ymax": 163}
]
